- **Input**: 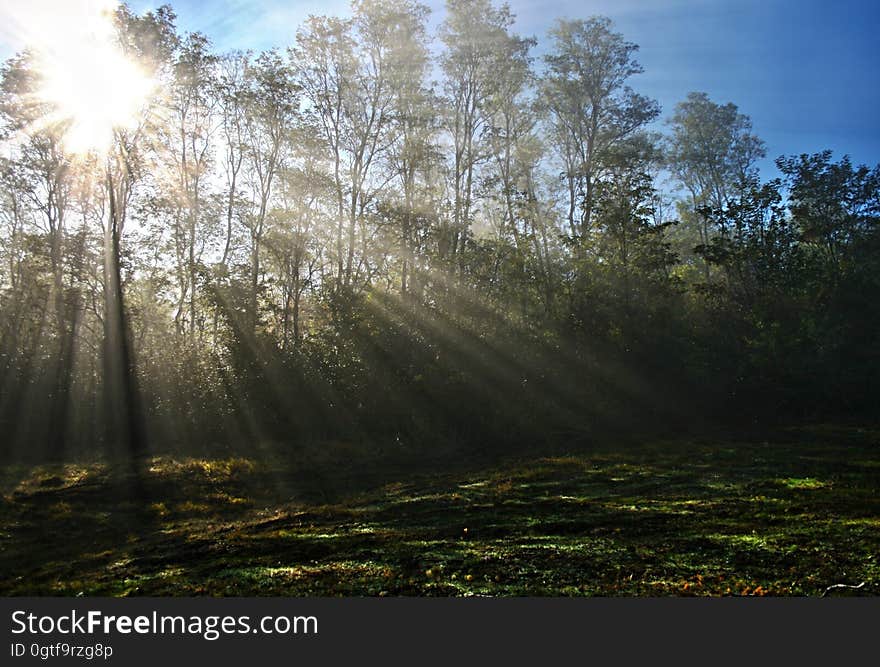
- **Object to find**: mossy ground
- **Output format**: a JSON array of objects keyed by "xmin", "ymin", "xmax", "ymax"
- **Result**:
[{"xmin": 1, "ymin": 425, "xmax": 878, "ymax": 596}]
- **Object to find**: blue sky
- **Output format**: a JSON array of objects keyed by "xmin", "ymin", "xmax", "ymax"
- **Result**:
[{"xmin": 3, "ymin": 0, "xmax": 878, "ymax": 177}]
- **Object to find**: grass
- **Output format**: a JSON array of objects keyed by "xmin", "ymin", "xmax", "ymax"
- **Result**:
[{"xmin": 0, "ymin": 425, "xmax": 878, "ymax": 596}]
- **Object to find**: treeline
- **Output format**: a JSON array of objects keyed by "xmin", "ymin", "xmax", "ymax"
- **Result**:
[{"xmin": 1, "ymin": 0, "xmax": 878, "ymax": 463}]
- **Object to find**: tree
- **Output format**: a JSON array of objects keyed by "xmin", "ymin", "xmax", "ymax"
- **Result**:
[
  {"xmin": 592, "ymin": 135, "xmax": 674, "ymax": 314},
  {"xmin": 217, "ymin": 50, "xmax": 250, "ymax": 269},
  {"xmin": 96, "ymin": 3, "xmax": 177, "ymax": 459},
  {"xmin": 291, "ymin": 15, "xmax": 355, "ymax": 303},
  {"xmin": 666, "ymin": 91, "xmax": 766, "ymax": 277},
  {"xmin": 542, "ymin": 17, "xmax": 660, "ymax": 252},
  {"xmin": 382, "ymin": 0, "xmax": 436, "ymax": 299},
  {"xmin": 778, "ymin": 151, "xmax": 880, "ymax": 281},
  {"xmin": 439, "ymin": 0, "xmax": 519, "ymax": 271},
  {"xmin": 0, "ymin": 52, "xmax": 75, "ymax": 456},
  {"xmin": 240, "ymin": 50, "xmax": 297, "ymax": 330},
  {"xmin": 483, "ymin": 25, "xmax": 541, "ymax": 315},
  {"xmin": 153, "ymin": 32, "xmax": 220, "ymax": 340}
]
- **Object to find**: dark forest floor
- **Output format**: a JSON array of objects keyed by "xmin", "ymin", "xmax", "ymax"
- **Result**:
[{"xmin": 1, "ymin": 425, "xmax": 878, "ymax": 596}]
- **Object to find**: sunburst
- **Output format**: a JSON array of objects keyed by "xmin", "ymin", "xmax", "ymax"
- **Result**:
[{"xmin": 7, "ymin": 0, "xmax": 156, "ymax": 155}]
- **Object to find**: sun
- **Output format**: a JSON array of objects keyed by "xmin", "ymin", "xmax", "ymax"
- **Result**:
[
  {"xmin": 27, "ymin": 1, "xmax": 156, "ymax": 155},
  {"xmin": 36, "ymin": 43, "xmax": 155, "ymax": 155}
]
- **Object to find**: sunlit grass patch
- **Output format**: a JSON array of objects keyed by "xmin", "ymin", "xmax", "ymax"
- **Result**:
[
  {"xmin": 207, "ymin": 492, "xmax": 252, "ymax": 506},
  {"xmin": 605, "ymin": 498, "xmax": 712, "ymax": 514},
  {"xmin": 147, "ymin": 456, "xmax": 256, "ymax": 481},
  {"xmin": 706, "ymin": 532, "xmax": 781, "ymax": 551},
  {"xmin": 839, "ymin": 517, "xmax": 880, "ymax": 528},
  {"xmin": 610, "ymin": 502, "xmax": 657, "ymax": 512},
  {"xmin": 212, "ymin": 561, "xmax": 393, "ymax": 595},
  {"xmin": 703, "ymin": 480, "xmax": 746, "ymax": 492},
  {"xmin": 49, "ymin": 501, "xmax": 74, "ymax": 517},
  {"xmin": 777, "ymin": 477, "xmax": 830, "ymax": 490},
  {"xmin": 302, "ymin": 531, "xmax": 353, "ymax": 539},
  {"xmin": 4, "ymin": 462, "xmax": 107, "ymax": 496},
  {"xmin": 389, "ymin": 491, "xmax": 461, "ymax": 505},
  {"xmin": 540, "ymin": 456, "xmax": 590, "ymax": 467},
  {"xmin": 177, "ymin": 501, "xmax": 212, "ymax": 514},
  {"xmin": 149, "ymin": 501, "xmax": 169, "ymax": 517},
  {"xmin": 555, "ymin": 494, "xmax": 594, "ymax": 503},
  {"xmin": 108, "ymin": 557, "xmax": 134, "ymax": 571},
  {"xmin": 746, "ymin": 494, "xmax": 785, "ymax": 503},
  {"xmin": 114, "ymin": 568, "xmax": 188, "ymax": 596}
]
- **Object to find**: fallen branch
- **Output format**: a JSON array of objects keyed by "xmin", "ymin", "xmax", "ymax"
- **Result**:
[{"xmin": 821, "ymin": 582, "xmax": 866, "ymax": 598}]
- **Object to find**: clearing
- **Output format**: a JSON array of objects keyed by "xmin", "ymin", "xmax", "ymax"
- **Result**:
[{"xmin": 1, "ymin": 425, "xmax": 878, "ymax": 596}]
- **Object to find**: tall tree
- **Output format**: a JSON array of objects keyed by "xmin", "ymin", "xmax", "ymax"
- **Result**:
[
  {"xmin": 156, "ymin": 32, "xmax": 219, "ymax": 339},
  {"xmin": 382, "ymin": 0, "xmax": 435, "ymax": 299},
  {"xmin": 97, "ymin": 3, "xmax": 176, "ymax": 459},
  {"xmin": 439, "ymin": 0, "xmax": 518, "ymax": 272},
  {"xmin": 666, "ymin": 91, "xmax": 766, "ymax": 277},
  {"xmin": 241, "ymin": 50, "xmax": 297, "ymax": 330},
  {"xmin": 542, "ymin": 17, "xmax": 660, "ymax": 253},
  {"xmin": 483, "ymin": 29, "xmax": 542, "ymax": 314},
  {"xmin": 0, "ymin": 54, "xmax": 75, "ymax": 455},
  {"xmin": 291, "ymin": 15, "xmax": 356, "ymax": 298}
]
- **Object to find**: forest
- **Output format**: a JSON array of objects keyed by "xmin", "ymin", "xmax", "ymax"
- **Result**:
[{"xmin": 0, "ymin": 0, "xmax": 878, "ymax": 596}]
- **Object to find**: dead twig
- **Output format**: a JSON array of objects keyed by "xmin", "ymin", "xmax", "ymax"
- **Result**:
[{"xmin": 821, "ymin": 582, "xmax": 866, "ymax": 598}]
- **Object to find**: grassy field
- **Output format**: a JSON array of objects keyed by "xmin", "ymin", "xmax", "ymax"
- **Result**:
[{"xmin": 1, "ymin": 425, "xmax": 878, "ymax": 596}]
